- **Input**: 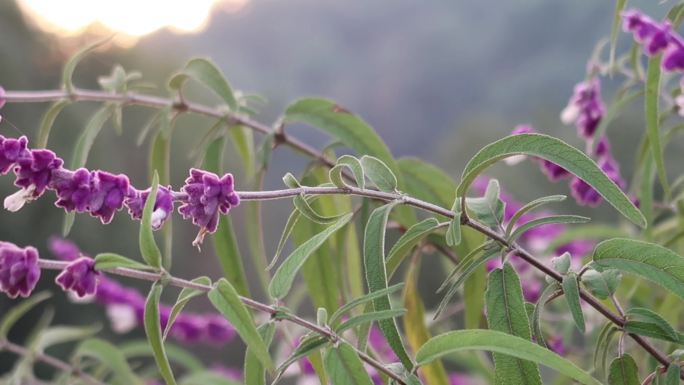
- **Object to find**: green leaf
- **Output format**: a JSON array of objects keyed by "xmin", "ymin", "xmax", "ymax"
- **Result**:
[
  {"xmin": 293, "ymin": 194, "xmax": 346, "ymax": 224},
  {"xmin": 37, "ymin": 100, "xmax": 70, "ymax": 148},
  {"xmin": 386, "ymin": 218, "xmax": 441, "ymax": 277},
  {"xmin": 284, "ymin": 98, "xmax": 397, "ymax": 175},
  {"xmin": 164, "ymin": 276, "xmax": 212, "ymax": 340},
  {"xmin": 139, "ymin": 172, "xmax": 162, "ymax": 268},
  {"xmin": 416, "ymin": 330, "xmax": 602, "ymax": 385},
  {"xmin": 445, "ymin": 213, "xmax": 462, "ymax": 247},
  {"xmin": 562, "ymin": 272, "xmax": 586, "ymax": 333},
  {"xmin": 335, "ymin": 309, "xmax": 406, "ymax": 333},
  {"xmin": 94, "ymin": 253, "xmax": 155, "ymax": 271},
  {"xmin": 77, "ymin": 338, "xmax": 141, "ymax": 385},
  {"xmin": 62, "ymin": 36, "xmax": 112, "ymax": 93},
  {"xmin": 0, "ymin": 292, "xmax": 51, "ymax": 338},
  {"xmin": 609, "ymin": 0, "xmax": 628, "ymax": 69},
  {"xmin": 244, "ymin": 322, "xmax": 277, "ymax": 385},
  {"xmin": 275, "ymin": 335, "xmax": 329, "ymax": 381},
  {"xmin": 465, "ymin": 179, "xmax": 505, "ymax": 228},
  {"xmin": 360, "ymin": 155, "xmax": 397, "ymax": 192},
  {"xmin": 330, "ymin": 155, "xmax": 365, "ymax": 189},
  {"xmin": 119, "ymin": 340, "xmax": 203, "ymax": 373},
  {"xmin": 208, "ymin": 278, "xmax": 274, "ymax": 370},
  {"xmin": 203, "ymin": 136, "xmax": 251, "ymax": 297},
  {"xmin": 168, "ymin": 58, "xmax": 237, "ymax": 110},
  {"xmin": 180, "ymin": 371, "xmax": 241, "ymax": 385},
  {"xmin": 324, "ymin": 341, "xmax": 375, "ymax": 385},
  {"xmin": 505, "ymin": 195, "xmax": 566, "ymax": 237},
  {"xmin": 625, "ymin": 307, "xmax": 678, "ymax": 343},
  {"xmin": 35, "ymin": 325, "xmax": 100, "ymax": 351},
  {"xmin": 666, "ymin": 363, "xmax": 680, "ymax": 385},
  {"xmin": 456, "ymin": 133, "xmax": 645, "ymax": 228},
  {"xmin": 398, "ymin": 157, "xmax": 456, "ymax": 208},
  {"xmin": 143, "ymin": 283, "xmax": 177, "ymax": 385},
  {"xmin": 229, "ymin": 125, "xmax": 254, "ymax": 177},
  {"xmin": 581, "ymin": 268, "xmax": 621, "ymax": 300},
  {"xmin": 150, "ymin": 130, "xmax": 171, "ymax": 190},
  {"xmin": 593, "ymin": 238, "xmax": 684, "ymax": 299},
  {"xmin": 531, "ymin": 282, "xmax": 561, "ymax": 349},
  {"xmin": 551, "ymin": 253, "xmax": 571, "ymax": 275},
  {"xmin": 363, "ymin": 202, "xmax": 414, "ymax": 370},
  {"xmin": 485, "ymin": 263, "xmax": 543, "ymax": 385},
  {"xmin": 594, "ymin": 323, "xmax": 620, "ymax": 375},
  {"xmin": 70, "ymin": 105, "xmax": 113, "ymax": 168},
  {"xmin": 269, "ymin": 206, "xmax": 302, "ymax": 270},
  {"xmin": 646, "ymin": 54, "xmax": 670, "ymax": 198},
  {"xmin": 329, "ymin": 284, "xmax": 405, "ymax": 325},
  {"xmin": 269, "ymin": 213, "xmax": 352, "ymax": 299},
  {"xmin": 607, "ymin": 354, "xmax": 639, "ymax": 385},
  {"xmin": 509, "ymin": 215, "xmax": 590, "ymax": 243}
]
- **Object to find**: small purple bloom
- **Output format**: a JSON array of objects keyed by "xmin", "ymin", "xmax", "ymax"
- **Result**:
[
  {"xmin": 55, "ymin": 257, "xmax": 99, "ymax": 297},
  {"xmin": 561, "ymin": 78, "xmax": 605, "ymax": 140},
  {"xmin": 14, "ymin": 149, "xmax": 63, "ymax": 197},
  {"xmin": 51, "ymin": 168, "xmax": 93, "ymax": 212},
  {"xmin": 555, "ymin": 239, "xmax": 595, "ymax": 259},
  {"xmin": 88, "ymin": 171, "xmax": 131, "ymax": 224},
  {"xmin": 205, "ymin": 314, "xmax": 236, "ymax": 343},
  {"xmin": 548, "ymin": 335, "xmax": 567, "ymax": 356},
  {"xmin": 48, "ymin": 237, "xmax": 82, "ymax": 261},
  {"xmin": 663, "ymin": 40, "xmax": 684, "ymax": 72},
  {"xmin": 622, "ymin": 9, "xmax": 673, "ymax": 56},
  {"xmin": 125, "ymin": 185, "xmax": 175, "ymax": 230},
  {"xmin": 570, "ymin": 156, "xmax": 624, "ymax": 206},
  {"xmin": 0, "ymin": 135, "xmax": 29, "ymax": 175},
  {"xmin": 178, "ymin": 169, "xmax": 240, "ymax": 246},
  {"xmin": 539, "ymin": 159, "xmax": 570, "ymax": 181},
  {"xmin": 0, "ymin": 241, "xmax": 40, "ymax": 298},
  {"xmin": 171, "ymin": 315, "xmax": 206, "ymax": 343}
]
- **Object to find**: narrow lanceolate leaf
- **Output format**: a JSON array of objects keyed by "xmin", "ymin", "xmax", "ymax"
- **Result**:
[
  {"xmin": 144, "ymin": 283, "xmax": 177, "ymax": 385},
  {"xmin": 77, "ymin": 338, "xmax": 141, "ymax": 385},
  {"xmin": 645, "ymin": 54, "xmax": 670, "ymax": 198},
  {"xmin": 37, "ymin": 100, "xmax": 70, "ymax": 148},
  {"xmin": 150, "ymin": 130, "xmax": 171, "ymax": 190},
  {"xmin": 284, "ymin": 98, "xmax": 398, "ymax": 176},
  {"xmin": 275, "ymin": 335, "xmax": 329, "ymax": 380},
  {"xmin": 324, "ymin": 341, "xmax": 375, "ymax": 385},
  {"xmin": 624, "ymin": 307, "xmax": 679, "ymax": 343},
  {"xmin": 0, "ymin": 292, "xmax": 51, "ymax": 338},
  {"xmin": 93, "ymin": 253, "xmax": 155, "ymax": 271},
  {"xmin": 607, "ymin": 354, "xmax": 639, "ymax": 385},
  {"xmin": 62, "ymin": 36, "xmax": 112, "ymax": 93},
  {"xmin": 360, "ymin": 155, "xmax": 397, "ymax": 192},
  {"xmin": 456, "ymin": 133, "xmax": 646, "ymax": 228},
  {"xmin": 508, "ymin": 215, "xmax": 590, "ymax": 243},
  {"xmin": 208, "ymin": 278, "xmax": 274, "ymax": 370},
  {"xmin": 335, "ymin": 309, "xmax": 406, "ymax": 333},
  {"xmin": 562, "ymin": 272, "xmax": 585, "ymax": 333},
  {"xmin": 269, "ymin": 207, "xmax": 302, "ymax": 270},
  {"xmin": 666, "ymin": 363, "xmax": 680, "ymax": 385},
  {"xmin": 293, "ymin": 194, "xmax": 345, "ymax": 224},
  {"xmin": 269, "ymin": 213, "xmax": 352, "ymax": 299},
  {"xmin": 364, "ymin": 202, "xmax": 414, "ymax": 370},
  {"xmin": 445, "ymin": 213, "xmax": 462, "ymax": 247},
  {"xmin": 531, "ymin": 282, "xmax": 561, "ymax": 348},
  {"xmin": 229, "ymin": 125, "xmax": 254, "ymax": 178},
  {"xmin": 593, "ymin": 238, "xmax": 684, "ymax": 299},
  {"xmin": 244, "ymin": 322, "xmax": 277, "ymax": 385},
  {"xmin": 70, "ymin": 105, "xmax": 113, "ymax": 168},
  {"xmin": 386, "ymin": 218, "xmax": 441, "ymax": 277},
  {"xmin": 505, "ymin": 195, "xmax": 566, "ymax": 237},
  {"xmin": 415, "ymin": 330, "xmax": 602, "ymax": 385},
  {"xmin": 168, "ymin": 58, "xmax": 237, "ymax": 110},
  {"xmin": 139, "ymin": 172, "xmax": 162, "ymax": 268},
  {"xmin": 330, "ymin": 155, "xmax": 365, "ymax": 189},
  {"xmin": 164, "ymin": 276, "xmax": 212, "ymax": 339},
  {"xmin": 485, "ymin": 263, "xmax": 543, "ymax": 385},
  {"xmin": 329, "ymin": 284, "xmax": 405, "ymax": 325},
  {"xmin": 403, "ymin": 263, "xmax": 449, "ymax": 385}
]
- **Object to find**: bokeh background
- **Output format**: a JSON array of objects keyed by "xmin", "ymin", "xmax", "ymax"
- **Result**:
[{"xmin": 0, "ymin": 0, "xmax": 676, "ymax": 378}]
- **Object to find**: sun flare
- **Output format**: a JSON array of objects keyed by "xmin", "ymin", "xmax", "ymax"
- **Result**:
[{"xmin": 17, "ymin": 0, "xmax": 247, "ymax": 43}]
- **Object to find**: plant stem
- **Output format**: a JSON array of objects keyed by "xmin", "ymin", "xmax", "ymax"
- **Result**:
[
  {"xmin": 36, "ymin": 259, "xmax": 407, "ymax": 385},
  {"xmin": 0, "ymin": 339, "xmax": 107, "ymax": 385}
]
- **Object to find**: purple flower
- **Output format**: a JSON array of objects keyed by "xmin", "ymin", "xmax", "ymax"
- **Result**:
[
  {"xmin": 539, "ymin": 159, "xmax": 570, "ymax": 181},
  {"xmin": 126, "ymin": 185, "xmax": 175, "ymax": 230},
  {"xmin": 622, "ymin": 9, "xmax": 672, "ymax": 56},
  {"xmin": 88, "ymin": 171, "xmax": 131, "ymax": 224},
  {"xmin": 51, "ymin": 168, "xmax": 93, "ymax": 212},
  {"xmin": 14, "ymin": 149, "xmax": 63, "ymax": 197},
  {"xmin": 55, "ymin": 257, "xmax": 99, "ymax": 297},
  {"xmin": 171, "ymin": 315, "xmax": 206, "ymax": 343},
  {"xmin": 205, "ymin": 314, "xmax": 236, "ymax": 344},
  {"xmin": 178, "ymin": 169, "xmax": 240, "ymax": 246},
  {"xmin": 663, "ymin": 40, "xmax": 684, "ymax": 72},
  {"xmin": 0, "ymin": 241, "xmax": 40, "ymax": 298},
  {"xmin": 561, "ymin": 78, "xmax": 605, "ymax": 140},
  {"xmin": 548, "ymin": 335, "xmax": 567, "ymax": 356},
  {"xmin": 555, "ymin": 239, "xmax": 595, "ymax": 259},
  {"xmin": 48, "ymin": 236, "xmax": 82, "ymax": 261},
  {"xmin": 570, "ymin": 157, "xmax": 624, "ymax": 206},
  {"xmin": 449, "ymin": 374, "xmax": 474, "ymax": 385},
  {"xmin": 0, "ymin": 135, "xmax": 28, "ymax": 175}
]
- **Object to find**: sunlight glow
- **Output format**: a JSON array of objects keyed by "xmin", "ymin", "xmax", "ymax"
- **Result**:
[{"xmin": 17, "ymin": 0, "xmax": 247, "ymax": 42}]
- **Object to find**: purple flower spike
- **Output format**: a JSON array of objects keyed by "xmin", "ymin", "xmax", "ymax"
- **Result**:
[
  {"xmin": 51, "ymin": 168, "xmax": 93, "ymax": 212},
  {"xmin": 0, "ymin": 135, "xmax": 29, "ymax": 175},
  {"xmin": 55, "ymin": 257, "xmax": 99, "ymax": 298},
  {"xmin": 171, "ymin": 315, "xmax": 207, "ymax": 343},
  {"xmin": 14, "ymin": 149, "xmax": 63, "ymax": 196},
  {"xmin": 89, "ymin": 171, "xmax": 131, "ymax": 224},
  {"xmin": 0, "ymin": 241, "xmax": 40, "ymax": 298},
  {"xmin": 570, "ymin": 157, "xmax": 624, "ymax": 206},
  {"xmin": 561, "ymin": 79, "xmax": 605, "ymax": 140},
  {"xmin": 179, "ymin": 169, "xmax": 240, "ymax": 246},
  {"xmin": 126, "ymin": 185, "xmax": 175, "ymax": 230}
]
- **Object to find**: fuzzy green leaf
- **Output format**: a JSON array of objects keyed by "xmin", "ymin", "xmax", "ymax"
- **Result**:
[
  {"xmin": 607, "ymin": 354, "xmax": 639, "ymax": 385},
  {"xmin": 324, "ymin": 341, "xmax": 375, "ymax": 385},
  {"xmin": 139, "ymin": 172, "xmax": 162, "ymax": 268},
  {"xmin": 169, "ymin": 58, "xmax": 237, "ymax": 110},
  {"xmin": 144, "ymin": 283, "xmax": 177, "ymax": 385}
]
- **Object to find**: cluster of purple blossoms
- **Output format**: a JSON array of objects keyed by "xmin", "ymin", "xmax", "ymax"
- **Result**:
[
  {"xmin": 0, "ymin": 135, "xmax": 240, "ymax": 246},
  {"xmin": 560, "ymin": 79, "xmax": 605, "ymax": 140},
  {"xmin": 0, "ymin": 241, "xmax": 40, "ymax": 298},
  {"xmin": 49, "ymin": 237, "xmax": 236, "ymax": 344}
]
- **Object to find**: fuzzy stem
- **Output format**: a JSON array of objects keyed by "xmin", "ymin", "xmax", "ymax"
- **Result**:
[
  {"xmin": 36, "ymin": 259, "xmax": 407, "ymax": 385},
  {"xmin": 0, "ymin": 339, "xmax": 107, "ymax": 385}
]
